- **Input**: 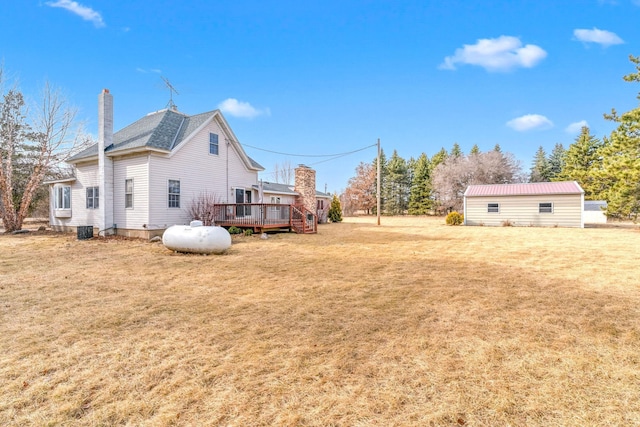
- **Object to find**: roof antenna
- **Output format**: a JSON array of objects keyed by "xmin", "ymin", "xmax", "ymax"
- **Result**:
[{"xmin": 161, "ymin": 76, "xmax": 179, "ymax": 111}]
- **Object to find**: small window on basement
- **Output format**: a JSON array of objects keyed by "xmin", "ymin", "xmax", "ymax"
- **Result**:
[
  {"xmin": 209, "ymin": 133, "xmax": 219, "ymax": 155},
  {"xmin": 539, "ymin": 202, "xmax": 553, "ymax": 213},
  {"xmin": 488, "ymin": 203, "xmax": 499, "ymax": 213}
]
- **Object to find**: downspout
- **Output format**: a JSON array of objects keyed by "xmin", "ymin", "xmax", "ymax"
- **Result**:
[{"xmin": 226, "ymin": 137, "xmax": 230, "ymax": 203}]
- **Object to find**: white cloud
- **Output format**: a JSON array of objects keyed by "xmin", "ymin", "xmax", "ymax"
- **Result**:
[
  {"xmin": 565, "ymin": 120, "xmax": 589, "ymax": 134},
  {"xmin": 46, "ymin": 0, "xmax": 105, "ymax": 28},
  {"xmin": 218, "ymin": 98, "xmax": 270, "ymax": 119},
  {"xmin": 439, "ymin": 36, "xmax": 547, "ymax": 72},
  {"xmin": 135, "ymin": 68, "xmax": 162, "ymax": 74},
  {"xmin": 573, "ymin": 28, "xmax": 623, "ymax": 47},
  {"xmin": 506, "ymin": 114, "xmax": 554, "ymax": 131}
]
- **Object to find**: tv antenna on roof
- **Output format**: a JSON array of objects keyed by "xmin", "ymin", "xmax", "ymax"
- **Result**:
[{"xmin": 161, "ymin": 76, "xmax": 179, "ymax": 111}]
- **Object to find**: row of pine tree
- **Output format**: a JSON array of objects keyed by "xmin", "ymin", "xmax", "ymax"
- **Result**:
[{"xmin": 341, "ymin": 55, "xmax": 640, "ymax": 221}]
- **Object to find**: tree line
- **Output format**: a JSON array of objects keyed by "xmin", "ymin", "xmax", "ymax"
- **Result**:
[{"xmin": 341, "ymin": 55, "xmax": 640, "ymax": 221}]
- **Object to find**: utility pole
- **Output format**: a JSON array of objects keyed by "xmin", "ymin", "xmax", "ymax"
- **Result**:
[{"xmin": 377, "ymin": 138, "xmax": 381, "ymax": 226}]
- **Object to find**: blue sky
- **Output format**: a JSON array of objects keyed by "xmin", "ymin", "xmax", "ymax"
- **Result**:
[{"xmin": 1, "ymin": 1, "xmax": 639, "ymax": 193}]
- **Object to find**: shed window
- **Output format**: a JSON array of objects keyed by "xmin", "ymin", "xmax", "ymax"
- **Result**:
[
  {"xmin": 209, "ymin": 133, "xmax": 219, "ymax": 155},
  {"xmin": 86, "ymin": 186, "xmax": 99, "ymax": 209},
  {"xmin": 539, "ymin": 202, "xmax": 553, "ymax": 213},
  {"xmin": 487, "ymin": 203, "xmax": 499, "ymax": 213},
  {"xmin": 168, "ymin": 180, "xmax": 180, "ymax": 208}
]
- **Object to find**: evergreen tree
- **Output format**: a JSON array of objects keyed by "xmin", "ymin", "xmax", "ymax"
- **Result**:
[
  {"xmin": 328, "ymin": 194, "xmax": 343, "ymax": 222},
  {"xmin": 493, "ymin": 144, "xmax": 502, "ymax": 153},
  {"xmin": 555, "ymin": 126, "xmax": 604, "ymax": 199},
  {"xmin": 450, "ymin": 142, "xmax": 463, "ymax": 158},
  {"xmin": 382, "ymin": 150, "xmax": 410, "ymax": 215},
  {"xmin": 530, "ymin": 146, "xmax": 551, "ymax": 182},
  {"xmin": 408, "ymin": 153, "xmax": 432, "ymax": 215},
  {"xmin": 431, "ymin": 147, "xmax": 448, "ymax": 169},
  {"xmin": 596, "ymin": 56, "xmax": 640, "ymax": 219},
  {"xmin": 548, "ymin": 143, "xmax": 566, "ymax": 179},
  {"xmin": 372, "ymin": 149, "xmax": 387, "ymax": 215},
  {"xmin": 470, "ymin": 144, "xmax": 480, "ymax": 155}
]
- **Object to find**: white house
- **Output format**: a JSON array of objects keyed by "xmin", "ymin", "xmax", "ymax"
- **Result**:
[
  {"xmin": 48, "ymin": 89, "xmax": 264, "ymax": 238},
  {"xmin": 463, "ymin": 181, "xmax": 585, "ymax": 228}
]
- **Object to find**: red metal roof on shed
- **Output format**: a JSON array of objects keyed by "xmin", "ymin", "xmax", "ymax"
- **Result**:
[{"xmin": 465, "ymin": 181, "xmax": 584, "ymax": 197}]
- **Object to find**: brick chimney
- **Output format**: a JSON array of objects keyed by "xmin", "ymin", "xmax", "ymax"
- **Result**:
[
  {"xmin": 98, "ymin": 89, "xmax": 114, "ymax": 235},
  {"xmin": 294, "ymin": 165, "xmax": 317, "ymax": 214}
]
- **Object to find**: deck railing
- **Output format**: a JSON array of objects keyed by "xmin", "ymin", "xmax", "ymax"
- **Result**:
[{"xmin": 211, "ymin": 203, "xmax": 317, "ymax": 233}]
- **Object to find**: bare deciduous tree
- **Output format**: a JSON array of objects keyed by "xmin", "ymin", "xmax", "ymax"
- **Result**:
[
  {"xmin": 0, "ymin": 68, "xmax": 91, "ymax": 232},
  {"xmin": 187, "ymin": 191, "xmax": 224, "ymax": 226},
  {"xmin": 432, "ymin": 151, "xmax": 522, "ymax": 212},
  {"xmin": 341, "ymin": 161, "xmax": 376, "ymax": 215},
  {"xmin": 274, "ymin": 160, "xmax": 294, "ymax": 185}
]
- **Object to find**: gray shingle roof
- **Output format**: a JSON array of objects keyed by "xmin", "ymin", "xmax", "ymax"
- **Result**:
[
  {"xmin": 253, "ymin": 182, "xmax": 332, "ymax": 198},
  {"xmin": 67, "ymin": 109, "xmax": 264, "ymax": 172},
  {"xmin": 68, "ymin": 109, "xmax": 188, "ymax": 161},
  {"xmin": 247, "ymin": 156, "xmax": 264, "ymax": 170},
  {"xmin": 258, "ymin": 182, "xmax": 297, "ymax": 195}
]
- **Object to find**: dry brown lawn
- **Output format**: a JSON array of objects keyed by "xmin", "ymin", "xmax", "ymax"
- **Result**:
[{"xmin": 1, "ymin": 217, "xmax": 639, "ymax": 426}]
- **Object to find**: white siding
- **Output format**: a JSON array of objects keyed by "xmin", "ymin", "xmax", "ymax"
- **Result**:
[
  {"xmin": 113, "ymin": 155, "xmax": 150, "ymax": 230},
  {"xmin": 147, "ymin": 118, "xmax": 258, "ymax": 229},
  {"xmin": 465, "ymin": 194, "xmax": 583, "ymax": 228},
  {"xmin": 264, "ymin": 194, "xmax": 296, "ymax": 205},
  {"xmin": 584, "ymin": 210, "xmax": 607, "ymax": 224},
  {"xmin": 50, "ymin": 162, "xmax": 101, "ymax": 229}
]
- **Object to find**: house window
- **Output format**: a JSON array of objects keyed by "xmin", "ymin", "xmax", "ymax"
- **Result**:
[
  {"xmin": 539, "ymin": 202, "xmax": 553, "ymax": 213},
  {"xmin": 168, "ymin": 180, "xmax": 180, "ymax": 208},
  {"xmin": 487, "ymin": 203, "xmax": 499, "ymax": 213},
  {"xmin": 209, "ymin": 133, "xmax": 219, "ymax": 155},
  {"xmin": 86, "ymin": 186, "xmax": 99, "ymax": 209},
  {"xmin": 317, "ymin": 200, "xmax": 324, "ymax": 210},
  {"xmin": 125, "ymin": 179, "xmax": 133, "ymax": 209},
  {"xmin": 55, "ymin": 186, "xmax": 71, "ymax": 209},
  {"xmin": 235, "ymin": 188, "xmax": 252, "ymax": 216}
]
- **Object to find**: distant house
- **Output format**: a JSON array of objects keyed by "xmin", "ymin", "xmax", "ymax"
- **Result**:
[
  {"xmin": 584, "ymin": 200, "xmax": 607, "ymax": 224},
  {"xmin": 47, "ymin": 89, "xmax": 325, "ymax": 237},
  {"xmin": 463, "ymin": 181, "xmax": 585, "ymax": 228}
]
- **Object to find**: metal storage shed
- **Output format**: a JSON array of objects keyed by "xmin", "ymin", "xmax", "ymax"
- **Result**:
[{"xmin": 463, "ymin": 181, "xmax": 585, "ymax": 228}]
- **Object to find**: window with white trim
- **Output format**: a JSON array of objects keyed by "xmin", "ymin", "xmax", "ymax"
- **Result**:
[
  {"xmin": 125, "ymin": 179, "xmax": 133, "ymax": 209},
  {"xmin": 539, "ymin": 202, "xmax": 553, "ymax": 213},
  {"xmin": 55, "ymin": 186, "xmax": 71, "ymax": 209},
  {"xmin": 487, "ymin": 203, "xmax": 499, "ymax": 213},
  {"xmin": 168, "ymin": 180, "xmax": 180, "ymax": 208},
  {"xmin": 209, "ymin": 133, "xmax": 219, "ymax": 155},
  {"xmin": 86, "ymin": 186, "xmax": 99, "ymax": 209}
]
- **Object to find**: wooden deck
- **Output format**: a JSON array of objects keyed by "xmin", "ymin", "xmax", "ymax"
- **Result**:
[{"xmin": 212, "ymin": 203, "xmax": 317, "ymax": 234}]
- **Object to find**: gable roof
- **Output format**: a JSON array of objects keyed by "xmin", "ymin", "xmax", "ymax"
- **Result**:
[
  {"xmin": 68, "ymin": 108, "xmax": 263, "ymax": 171},
  {"xmin": 465, "ymin": 181, "xmax": 584, "ymax": 197}
]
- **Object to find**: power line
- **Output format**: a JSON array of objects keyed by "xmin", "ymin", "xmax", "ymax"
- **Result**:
[{"xmin": 242, "ymin": 142, "xmax": 377, "ymax": 158}]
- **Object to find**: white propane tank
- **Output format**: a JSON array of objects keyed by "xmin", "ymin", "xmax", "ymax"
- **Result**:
[{"xmin": 162, "ymin": 221, "xmax": 232, "ymax": 254}]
